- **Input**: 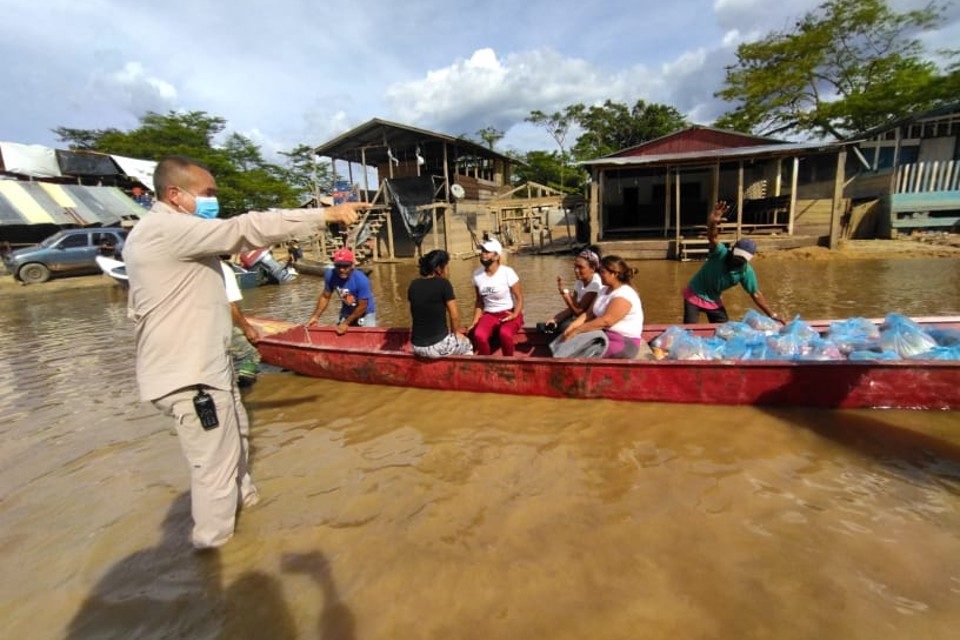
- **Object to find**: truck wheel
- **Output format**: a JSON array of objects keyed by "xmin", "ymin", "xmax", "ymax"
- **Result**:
[{"xmin": 18, "ymin": 263, "xmax": 51, "ymax": 284}]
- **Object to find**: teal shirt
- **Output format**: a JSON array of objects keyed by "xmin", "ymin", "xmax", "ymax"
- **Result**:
[{"xmin": 687, "ymin": 243, "xmax": 758, "ymax": 303}]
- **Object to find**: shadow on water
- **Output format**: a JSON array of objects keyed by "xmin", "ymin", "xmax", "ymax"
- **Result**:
[
  {"xmin": 281, "ymin": 551, "xmax": 357, "ymax": 640},
  {"xmin": 753, "ymin": 367, "xmax": 960, "ymax": 478},
  {"xmin": 65, "ymin": 493, "xmax": 329, "ymax": 640}
]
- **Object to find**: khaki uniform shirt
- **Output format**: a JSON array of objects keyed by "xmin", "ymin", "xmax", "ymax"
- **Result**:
[{"xmin": 124, "ymin": 201, "xmax": 328, "ymax": 401}]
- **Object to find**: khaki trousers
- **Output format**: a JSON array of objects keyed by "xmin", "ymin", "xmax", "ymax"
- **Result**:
[{"xmin": 153, "ymin": 382, "xmax": 257, "ymax": 548}]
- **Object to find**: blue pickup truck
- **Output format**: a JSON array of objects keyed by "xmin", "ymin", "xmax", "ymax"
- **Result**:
[{"xmin": 3, "ymin": 227, "xmax": 128, "ymax": 284}]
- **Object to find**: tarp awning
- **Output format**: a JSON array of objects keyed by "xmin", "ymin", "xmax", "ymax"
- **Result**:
[
  {"xmin": 56, "ymin": 150, "xmax": 121, "ymax": 177},
  {"xmin": 110, "ymin": 154, "xmax": 157, "ymax": 191},
  {"xmin": 0, "ymin": 142, "xmax": 63, "ymax": 177},
  {"xmin": 0, "ymin": 181, "xmax": 144, "ymax": 227}
]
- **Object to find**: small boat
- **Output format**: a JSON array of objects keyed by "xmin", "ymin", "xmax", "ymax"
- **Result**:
[
  {"xmin": 95, "ymin": 255, "xmax": 128, "ymax": 287},
  {"xmin": 292, "ymin": 259, "xmax": 373, "ymax": 278},
  {"xmin": 228, "ymin": 262, "xmax": 265, "ymax": 290},
  {"xmin": 250, "ymin": 316, "xmax": 960, "ymax": 410}
]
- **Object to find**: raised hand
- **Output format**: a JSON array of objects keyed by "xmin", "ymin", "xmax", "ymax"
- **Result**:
[{"xmin": 708, "ymin": 201, "xmax": 730, "ymax": 225}]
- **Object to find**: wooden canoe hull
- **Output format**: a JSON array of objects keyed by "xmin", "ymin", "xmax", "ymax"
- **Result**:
[{"xmin": 251, "ymin": 318, "xmax": 960, "ymax": 410}]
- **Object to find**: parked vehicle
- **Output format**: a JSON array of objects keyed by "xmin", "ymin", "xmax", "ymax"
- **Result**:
[{"xmin": 2, "ymin": 228, "xmax": 128, "ymax": 283}]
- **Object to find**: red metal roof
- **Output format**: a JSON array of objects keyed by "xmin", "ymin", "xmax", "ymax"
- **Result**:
[{"xmin": 610, "ymin": 126, "xmax": 784, "ymax": 158}]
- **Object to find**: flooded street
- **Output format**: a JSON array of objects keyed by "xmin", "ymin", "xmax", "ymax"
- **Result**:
[{"xmin": 1, "ymin": 254, "xmax": 959, "ymax": 639}]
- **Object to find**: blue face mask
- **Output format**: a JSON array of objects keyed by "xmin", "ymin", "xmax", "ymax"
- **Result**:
[{"xmin": 193, "ymin": 196, "xmax": 220, "ymax": 219}]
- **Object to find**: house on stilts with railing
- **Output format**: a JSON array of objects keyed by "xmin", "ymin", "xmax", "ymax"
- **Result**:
[{"xmin": 310, "ymin": 118, "xmax": 552, "ymax": 263}]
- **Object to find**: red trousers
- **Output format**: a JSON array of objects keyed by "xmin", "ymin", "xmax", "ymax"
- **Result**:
[{"xmin": 472, "ymin": 311, "xmax": 524, "ymax": 356}]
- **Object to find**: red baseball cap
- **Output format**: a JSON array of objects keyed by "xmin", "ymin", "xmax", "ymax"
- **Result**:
[{"xmin": 332, "ymin": 247, "xmax": 355, "ymax": 264}]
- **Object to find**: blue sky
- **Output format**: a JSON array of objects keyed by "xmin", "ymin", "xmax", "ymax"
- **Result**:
[{"xmin": 1, "ymin": 0, "xmax": 956, "ymax": 159}]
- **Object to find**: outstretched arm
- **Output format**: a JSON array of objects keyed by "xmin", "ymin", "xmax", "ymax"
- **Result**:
[
  {"xmin": 706, "ymin": 201, "xmax": 730, "ymax": 250},
  {"xmin": 751, "ymin": 291, "xmax": 782, "ymax": 324},
  {"xmin": 308, "ymin": 290, "xmax": 333, "ymax": 325}
]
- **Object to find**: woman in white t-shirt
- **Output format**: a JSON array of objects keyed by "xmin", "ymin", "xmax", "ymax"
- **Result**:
[
  {"xmin": 542, "ymin": 248, "xmax": 602, "ymax": 334},
  {"xmin": 468, "ymin": 238, "xmax": 524, "ymax": 356},
  {"xmin": 559, "ymin": 255, "xmax": 647, "ymax": 358}
]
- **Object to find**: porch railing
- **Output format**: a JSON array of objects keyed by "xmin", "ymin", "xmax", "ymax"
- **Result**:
[{"xmin": 895, "ymin": 160, "xmax": 960, "ymax": 194}]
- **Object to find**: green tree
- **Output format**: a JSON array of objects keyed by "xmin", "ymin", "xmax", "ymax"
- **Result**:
[
  {"xmin": 276, "ymin": 144, "xmax": 333, "ymax": 201},
  {"xmin": 525, "ymin": 107, "xmax": 582, "ymax": 192},
  {"xmin": 509, "ymin": 150, "xmax": 587, "ymax": 192},
  {"xmin": 476, "ymin": 126, "xmax": 505, "ymax": 150},
  {"xmin": 715, "ymin": 0, "xmax": 957, "ymax": 139},
  {"xmin": 54, "ymin": 111, "xmax": 302, "ymax": 216},
  {"xmin": 569, "ymin": 99, "xmax": 687, "ymax": 159}
]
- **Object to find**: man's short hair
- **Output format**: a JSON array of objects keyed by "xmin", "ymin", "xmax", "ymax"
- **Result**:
[{"xmin": 154, "ymin": 156, "xmax": 210, "ymax": 201}]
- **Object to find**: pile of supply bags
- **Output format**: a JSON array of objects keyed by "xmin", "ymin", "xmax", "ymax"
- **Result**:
[{"xmin": 650, "ymin": 312, "xmax": 960, "ymax": 362}]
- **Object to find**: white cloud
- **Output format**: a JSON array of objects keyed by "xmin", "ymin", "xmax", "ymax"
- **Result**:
[
  {"xmin": 0, "ymin": 0, "xmax": 955, "ymax": 156},
  {"xmin": 384, "ymin": 44, "xmax": 740, "ymax": 148},
  {"xmin": 88, "ymin": 62, "xmax": 179, "ymax": 118}
]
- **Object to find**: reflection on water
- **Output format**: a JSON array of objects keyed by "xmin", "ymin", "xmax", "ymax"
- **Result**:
[{"xmin": 0, "ymin": 256, "xmax": 958, "ymax": 639}]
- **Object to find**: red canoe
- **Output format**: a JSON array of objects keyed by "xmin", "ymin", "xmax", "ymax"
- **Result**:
[{"xmin": 251, "ymin": 317, "xmax": 960, "ymax": 410}]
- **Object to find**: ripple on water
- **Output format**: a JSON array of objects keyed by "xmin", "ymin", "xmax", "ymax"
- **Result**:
[{"xmin": 1, "ymin": 261, "xmax": 960, "ymax": 639}]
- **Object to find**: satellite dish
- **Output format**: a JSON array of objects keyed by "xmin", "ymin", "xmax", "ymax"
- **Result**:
[{"xmin": 450, "ymin": 183, "xmax": 466, "ymax": 200}]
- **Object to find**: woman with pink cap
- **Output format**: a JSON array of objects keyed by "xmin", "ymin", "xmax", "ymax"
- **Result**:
[
  {"xmin": 468, "ymin": 238, "xmax": 524, "ymax": 356},
  {"xmin": 307, "ymin": 247, "xmax": 377, "ymax": 334}
]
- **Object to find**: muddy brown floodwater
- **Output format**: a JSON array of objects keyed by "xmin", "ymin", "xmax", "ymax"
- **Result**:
[{"xmin": 1, "ymin": 254, "xmax": 959, "ymax": 639}]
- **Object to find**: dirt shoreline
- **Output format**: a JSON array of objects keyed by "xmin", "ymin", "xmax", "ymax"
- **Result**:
[{"xmin": 2, "ymin": 236, "xmax": 958, "ymax": 294}]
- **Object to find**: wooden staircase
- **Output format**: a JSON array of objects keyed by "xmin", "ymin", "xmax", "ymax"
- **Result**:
[
  {"xmin": 314, "ymin": 207, "xmax": 390, "ymax": 264},
  {"xmin": 678, "ymin": 238, "xmax": 710, "ymax": 261}
]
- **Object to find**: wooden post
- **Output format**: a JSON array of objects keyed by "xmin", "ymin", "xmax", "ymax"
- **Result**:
[
  {"xmin": 361, "ymin": 148, "xmax": 369, "ymax": 202},
  {"xmin": 736, "ymin": 161, "xmax": 744, "ymax": 240},
  {"xmin": 711, "ymin": 163, "xmax": 719, "ymax": 206},
  {"xmin": 788, "ymin": 157, "xmax": 799, "ymax": 236},
  {"xmin": 589, "ymin": 176, "xmax": 600, "ymax": 244},
  {"xmin": 774, "ymin": 158, "xmax": 782, "ymax": 196},
  {"xmin": 432, "ymin": 207, "xmax": 439, "ymax": 250},
  {"xmin": 442, "ymin": 143, "xmax": 450, "ymax": 201},
  {"xmin": 664, "ymin": 169, "xmax": 672, "ymax": 238},
  {"xmin": 829, "ymin": 149, "xmax": 847, "ymax": 249},
  {"xmin": 348, "ymin": 160, "xmax": 354, "ymax": 186},
  {"xmin": 385, "ymin": 207, "xmax": 395, "ymax": 259},
  {"xmin": 674, "ymin": 168, "xmax": 681, "ymax": 259},
  {"xmin": 442, "ymin": 204, "xmax": 450, "ymax": 250}
]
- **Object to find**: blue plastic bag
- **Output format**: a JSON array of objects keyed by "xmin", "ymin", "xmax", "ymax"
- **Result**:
[
  {"xmin": 879, "ymin": 313, "xmax": 937, "ymax": 357},
  {"xmin": 827, "ymin": 317, "xmax": 881, "ymax": 355},
  {"xmin": 742, "ymin": 309, "xmax": 780, "ymax": 334},
  {"xmin": 907, "ymin": 345, "xmax": 960, "ymax": 360},
  {"xmin": 927, "ymin": 328, "xmax": 960, "ymax": 347},
  {"xmin": 668, "ymin": 333, "xmax": 722, "ymax": 360},
  {"xmin": 651, "ymin": 325, "xmax": 688, "ymax": 350},
  {"xmin": 795, "ymin": 338, "xmax": 844, "ymax": 361},
  {"xmin": 779, "ymin": 316, "xmax": 820, "ymax": 342},
  {"xmin": 715, "ymin": 321, "xmax": 763, "ymax": 342}
]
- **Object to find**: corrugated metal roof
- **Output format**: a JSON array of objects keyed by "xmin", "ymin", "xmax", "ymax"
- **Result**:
[
  {"xmin": 608, "ymin": 125, "xmax": 784, "ymax": 158},
  {"xmin": 314, "ymin": 118, "xmax": 514, "ymax": 165},
  {"xmin": 580, "ymin": 140, "xmax": 850, "ymax": 168},
  {"xmin": 0, "ymin": 182, "xmax": 144, "ymax": 227}
]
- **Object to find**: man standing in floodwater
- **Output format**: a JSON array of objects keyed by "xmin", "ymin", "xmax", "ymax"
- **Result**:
[
  {"xmin": 682, "ymin": 201, "xmax": 782, "ymax": 324},
  {"xmin": 124, "ymin": 155, "xmax": 367, "ymax": 549}
]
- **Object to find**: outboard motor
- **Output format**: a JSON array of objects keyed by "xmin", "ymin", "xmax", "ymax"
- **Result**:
[{"xmin": 239, "ymin": 248, "xmax": 297, "ymax": 284}]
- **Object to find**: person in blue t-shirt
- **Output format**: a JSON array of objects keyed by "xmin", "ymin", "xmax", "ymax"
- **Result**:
[
  {"xmin": 683, "ymin": 201, "xmax": 783, "ymax": 324},
  {"xmin": 307, "ymin": 248, "xmax": 377, "ymax": 334}
]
